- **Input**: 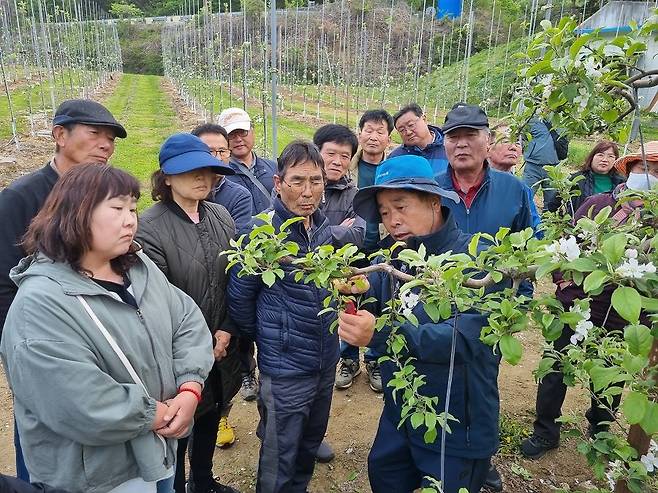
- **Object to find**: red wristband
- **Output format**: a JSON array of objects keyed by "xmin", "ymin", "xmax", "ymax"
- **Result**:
[{"xmin": 178, "ymin": 387, "xmax": 202, "ymax": 403}]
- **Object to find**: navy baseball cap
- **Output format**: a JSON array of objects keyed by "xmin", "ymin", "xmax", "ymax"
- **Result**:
[
  {"xmin": 158, "ymin": 133, "xmax": 235, "ymax": 176},
  {"xmin": 53, "ymin": 99, "xmax": 127, "ymax": 138},
  {"xmin": 353, "ymin": 155, "xmax": 459, "ymax": 223},
  {"xmin": 442, "ymin": 103, "xmax": 489, "ymax": 134}
]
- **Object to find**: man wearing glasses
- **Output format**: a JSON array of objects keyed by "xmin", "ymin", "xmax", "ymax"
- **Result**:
[
  {"xmin": 228, "ymin": 141, "xmax": 339, "ymax": 493},
  {"xmin": 192, "ymin": 124, "xmax": 253, "ymax": 235},
  {"xmin": 388, "ymin": 103, "xmax": 449, "ymax": 177},
  {"xmin": 218, "ymin": 108, "xmax": 277, "ymax": 403},
  {"xmin": 218, "ymin": 108, "xmax": 277, "ymax": 215}
]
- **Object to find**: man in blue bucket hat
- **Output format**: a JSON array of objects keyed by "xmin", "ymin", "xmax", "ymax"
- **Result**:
[{"xmin": 341, "ymin": 154, "xmax": 501, "ymax": 493}]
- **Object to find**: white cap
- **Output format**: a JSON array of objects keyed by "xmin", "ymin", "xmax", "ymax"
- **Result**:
[{"xmin": 218, "ymin": 107, "xmax": 251, "ymax": 134}]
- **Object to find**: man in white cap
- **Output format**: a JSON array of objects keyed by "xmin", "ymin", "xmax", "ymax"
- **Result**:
[
  {"xmin": 218, "ymin": 108, "xmax": 277, "ymax": 215},
  {"xmin": 218, "ymin": 107, "xmax": 277, "ymax": 402}
]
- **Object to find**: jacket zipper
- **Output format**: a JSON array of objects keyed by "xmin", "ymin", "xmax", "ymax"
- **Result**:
[
  {"xmin": 135, "ymin": 308, "xmax": 165, "ymax": 401},
  {"xmin": 304, "ymin": 223, "xmax": 324, "ymax": 371},
  {"xmin": 462, "ymin": 179, "xmax": 489, "ymax": 234}
]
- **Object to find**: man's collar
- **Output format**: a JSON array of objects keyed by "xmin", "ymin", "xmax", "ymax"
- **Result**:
[{"xmin": 450, "ymin": 164, "xmax": 487, "ymax": 194}]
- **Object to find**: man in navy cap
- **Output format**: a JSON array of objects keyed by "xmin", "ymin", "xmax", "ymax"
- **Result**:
[
  {"xmin": 339, "ymin": 155, "xmax": 500, "ymax": 493},
  {"xmin": 0, "ymin": 98, "xmax": 126, "ymax": 480}
]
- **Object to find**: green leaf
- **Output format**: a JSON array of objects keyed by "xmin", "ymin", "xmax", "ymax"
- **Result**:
[
  {"xmin": 639, "ymin": 401, "xmax": 658, "ymax": 435},
  {"xmin": 583, "ymin": 270, "xmax": 610, "ymax": 293},
  {"xmin": 601, "ymin": 234, "xmax": 627, "ymax": 264},
  {"xmin": 535, "ymin": 261, "xmax": 559, "ymax": 280},
  {"xmin": 622, "ymin": 391, "xmax": 649, "ymax": 425},
  {"xmin": 499, "ymin": 335, "xmax": 523, "ymax": 365},
  {"xmin": 410, "ymin": 412, "xmax": 424, "ymax": 429},
  {"xmin": 624, "ymin": 324, "xmax": 653, "ymax": 357},
  {"xmin": 423, "ymin": 426, "xmax": 438, "ymax": 444},
  {"xmin": 569, "ymin": 33, "xmax": 590, "ymax": 58},
  {"xmin": 589, "ymin": 365, "xmax": 628, "ymax": 393},
  {"xmin": 641, "ymin": 295, "xmax": 658, "ymax": 312},
  {"xmin": 611, "ymin": 286, "xmax": 641, "ymax": 323},
  {"xmin": 567, "ymin": 257, "xmax": 597, "ymax": 272},
  {"xmin": 262, "ymin": 270, "xmax": 276, "ymax": 287},
  {"xmin": 424, "ymin": 302, "xmax": 440, "ymax": 323}
]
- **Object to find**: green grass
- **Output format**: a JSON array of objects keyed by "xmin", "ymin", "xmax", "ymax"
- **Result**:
[{"xmin": 103, "ymin": 74, "xmax": 179, "ymax": 211}]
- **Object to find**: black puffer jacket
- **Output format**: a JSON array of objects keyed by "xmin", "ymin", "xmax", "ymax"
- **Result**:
[
  {"xmin": 546, "ymin": 169, "xmax": 625, "ymax": 214},
  {"xmin": 321, "ymin": 176, "xmax": 366, "ymax": 248},
  {"xmin": 137, "ymin": 200, "xmax": 241, "ymax": 415}
]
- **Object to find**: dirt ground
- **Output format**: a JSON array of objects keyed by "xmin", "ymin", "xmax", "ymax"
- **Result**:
[{"xmin": 0, "ymin": 78, "xmax": 603, "ymax": 492}]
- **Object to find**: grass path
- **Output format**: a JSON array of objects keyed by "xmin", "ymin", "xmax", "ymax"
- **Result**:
[{"xmin": 103, "ymin": 74, "xmax": 180, "ymax": 210}]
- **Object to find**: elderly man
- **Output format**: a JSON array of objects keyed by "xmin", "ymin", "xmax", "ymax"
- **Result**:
[
  {"xmin": 218, "ymin": 108, "xmax": 277, "ymax": 400},
  {"xmin": 228, "ymin": 141, "xmax": 339, "ymax": 493},
  {"xmin": 437, "ymin": 104, "xmax": 533, "ymax": 239},
  {"xmin": 388, "ymin": 103, "xmax": 448, "ymax": 177},
  {"xmin": 218, "ymin": 107, "xmax": 276, "ymax": 215},
  {"xmin": 0, "ymin": 99, "xmax": 126, "ymax": 481},
  {"xmin": 436, "ymin": 104, "xmax": 535, "ymax": 492},
  {"xmin": 339, "ymin": 155, "xmax": 499, "ymax": 493},
  {"xmin": 488, "ymin": 123, "xmax": 522, "ymax": 173},
  {"xmin": 488, "ymin": 123, "xmax": 542, "ymax": 235}
]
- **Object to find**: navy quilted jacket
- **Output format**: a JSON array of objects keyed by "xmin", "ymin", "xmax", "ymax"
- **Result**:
[
  {"xmin": 227, "ymin": 198, "xmax": 339, "ymax": 378},
  {"xmin": 367, "ymin": 210, "xmax": 501, "ymax": 459}
]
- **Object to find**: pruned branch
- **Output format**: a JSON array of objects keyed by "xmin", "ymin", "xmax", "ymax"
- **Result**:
[{"xmin": 624, "ymin": 68, "xmax": 658, "ymax": 87}]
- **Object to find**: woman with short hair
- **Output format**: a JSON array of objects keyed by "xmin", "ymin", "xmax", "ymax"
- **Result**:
[
  {"xmin": 0, "ymin": 163, "xmax": 214, "ymax": 493},
  {"xmin": 137, "ymin": 133, "xmax": 241, "ymax": 493}
]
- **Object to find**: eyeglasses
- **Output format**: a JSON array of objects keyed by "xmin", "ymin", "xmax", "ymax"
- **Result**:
[
  {"xmin": 282, "ymin": 177, "xmax": 325, "ymax": 193},
  {"xmin": 396, "ymin": 117, "xmax": 422, "ymax": 135},
  {"xmin": 228, "ymin": 129, "xmax": 249, "ymax": 139},
  {"xmin": 210, "ymin": 148, "xmax": 231, "ymax": 159},
  {"xmin": 594, "ymin": 152, "xmax": 617, "ymax": 161}
]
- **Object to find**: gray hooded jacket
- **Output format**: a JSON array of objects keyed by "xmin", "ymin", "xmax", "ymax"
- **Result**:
[{"xmin": 0, "ymin": 251, "xmax": 214, "ymax": 493}]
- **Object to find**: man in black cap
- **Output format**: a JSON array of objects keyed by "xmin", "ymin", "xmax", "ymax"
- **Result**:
[{"xmin": 0, "ymin": 98, "xmax": 126, "ymax": 481}]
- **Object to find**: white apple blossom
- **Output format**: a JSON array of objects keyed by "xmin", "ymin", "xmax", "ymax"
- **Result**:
[
  {"xmin": 616, "ymin": 257, "xmax": 656, "ymax": 279},
  {"xmin": 606, "ymin": 460, "xmax": 623, "ymax": 490},
  {"xmin": 400, "ymin": 290, "xmax": 420, "ymax": 318},
  {"xmin": 641, "ymin": 440, "xmax": 658, "ymax": 473},
  {"xmin": 570, "ymin": 319, "xmax": 593, "ymax": 345},
  {"xmin": 545, "ymin": 236, "xmax": 581, "ymax": 262}
]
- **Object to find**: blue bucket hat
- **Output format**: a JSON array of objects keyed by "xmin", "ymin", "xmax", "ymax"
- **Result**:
[
  {"xmin": 353, "ymin": 155, "xmax": 459, "ymax": 223},
  {"xmin": 159, "ymin": 133, "xmax": 235, "ymax": 176}
]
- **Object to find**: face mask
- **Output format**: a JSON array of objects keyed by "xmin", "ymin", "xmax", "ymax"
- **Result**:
[{"xmin": 626, "ymin": 172, "xmax": 658, "ymax": 191}]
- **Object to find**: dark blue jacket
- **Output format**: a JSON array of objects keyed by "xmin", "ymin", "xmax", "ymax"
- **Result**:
[
  {"xmin": 209, "ymin": 178, "xmax": 253, "ymax": 236},
  {"xmin": 368, "ymin": 209, "xmax": 500, "ymax": 459},
  {"xmin": 225, "ymin": 153, "xmax": 276, "ymax": 214},
  {"xmin": 436, "ymin": 165, "xmax": 533, "ymax": 238},
  {"xmin": 227, "ymin": 198, "xmax": 339, "ymax": 378},
  {"xmin": 388, "ymin": 124, "xmax": 449, "ymax": 178}
]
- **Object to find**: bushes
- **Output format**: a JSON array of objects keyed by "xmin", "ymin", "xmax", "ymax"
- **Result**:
[{"xmin": 117, "ymin": 23, "xmax": 164, "ymax": 75}]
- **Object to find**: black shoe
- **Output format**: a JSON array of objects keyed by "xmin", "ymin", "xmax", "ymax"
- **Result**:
[
  {"xmin": 188, "ymin": 478, "xmax": 241, "ymax": 493},
  {"xmin": 483, "ymin": 463, "xmax": 503, "ymax": 492},
  {"xmin": 520, "ymin": 434, "xmax": 559, "ymax": 459},
  {"xmin": 316, "ymin": 440, "xmax": 335, "ymax": 463}
]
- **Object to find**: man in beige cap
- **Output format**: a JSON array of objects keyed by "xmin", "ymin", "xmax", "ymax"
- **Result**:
[
  {"xmin": 218, "ymin": 107, "xmax": 277, "ymax": 402},
  {"xmin": 218, "ymin": 108, "xmax": 277, "ymax": 216}
]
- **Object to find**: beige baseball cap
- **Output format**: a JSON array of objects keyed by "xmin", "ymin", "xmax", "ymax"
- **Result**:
[{"xmin": 218, "ymin": 107, "xmax": 251, "ymax": 134}]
